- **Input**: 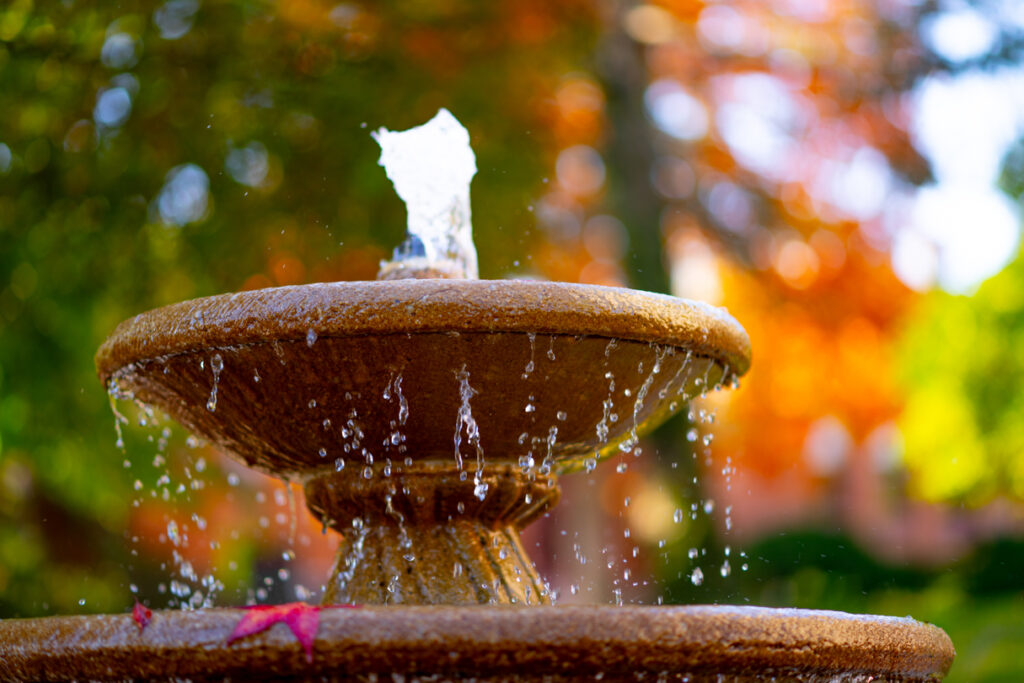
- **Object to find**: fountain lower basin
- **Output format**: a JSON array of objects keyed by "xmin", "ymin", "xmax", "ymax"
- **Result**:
[{"xmin": 0, "ymin": 605, "xmax": 953, "ymax": 682}]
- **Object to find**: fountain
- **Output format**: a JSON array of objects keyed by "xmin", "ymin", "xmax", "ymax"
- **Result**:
[{"xmin": 0, "ymin": 111, "xmax": 953, "ymax": 681}]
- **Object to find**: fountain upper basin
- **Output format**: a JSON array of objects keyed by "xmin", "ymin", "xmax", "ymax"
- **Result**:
[{"xmin": 96, "ymin": 279, "xmax": 751, "ymax": 479}]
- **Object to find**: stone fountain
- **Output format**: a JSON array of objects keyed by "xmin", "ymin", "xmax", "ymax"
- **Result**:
[{"xmin": 0, "ymin": 111, "xmax": 953, "ymax": 682}]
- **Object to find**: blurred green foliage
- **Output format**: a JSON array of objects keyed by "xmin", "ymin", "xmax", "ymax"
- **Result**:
[{"xmin": 899, "ymin": 199, "xmax": 1024, "ymax": 502}]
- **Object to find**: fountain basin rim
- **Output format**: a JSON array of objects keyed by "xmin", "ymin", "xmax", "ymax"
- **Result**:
[
  {"xmin": 0, "ymin": 605, "xmax": 953, "ymax": 682},
  {"xmin": 95, "ymin": 279, "xmax": 751, "ymax": 385}
]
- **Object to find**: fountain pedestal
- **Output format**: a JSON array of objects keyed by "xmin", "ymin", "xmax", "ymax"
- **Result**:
[{"xmin": 307, "ymin": 462, "xmax": 559, "ymax": 605}]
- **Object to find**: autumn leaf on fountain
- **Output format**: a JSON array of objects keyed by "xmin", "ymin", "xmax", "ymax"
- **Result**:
[{"xmin": 226, "ymin": 602, "xmax": 359, "ymax": 664}]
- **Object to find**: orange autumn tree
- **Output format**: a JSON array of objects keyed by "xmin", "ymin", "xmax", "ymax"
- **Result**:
[{"xmin": 571, "ymin": 1, "xmax": 942, "ymax": 544}]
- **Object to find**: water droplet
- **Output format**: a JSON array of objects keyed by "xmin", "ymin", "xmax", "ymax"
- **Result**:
[
  {"xmin": 318, "ymin": 447, "xmax": 327, "ymax": 457},
  {"xmin": 690, "ymin": 567, "xmax": 704, "ymax": 586},
  {"xmin": 306, "ymin": 328, "xmax": 318, "ymax": 347},
  {"xmin": 167, "ymin": 520, "xmax": 180, "ymax": 546},
  {"xmin": 556, "ymin": 411, "xmax": 567, "ymax": 421},
  {"xmin": 521, "ymin": 361, "xmax": 535, "ymax": 380},
  {"xmin": 308, "ymin": 399, "xmax": 317, "ymax": 409},
  {"xmin": 686, "ymin": 428, "xmax": 698, "ymax": 442},
  {"xmin": 206, "ymin": 353, "xmax": 223, "ymax": 412},
  {"xmin": 673, "ymin": 509, "xmax": 684, "ymax": 524}
]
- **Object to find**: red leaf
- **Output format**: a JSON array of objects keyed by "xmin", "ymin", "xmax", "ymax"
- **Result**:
[
  {"xmin": 226, "ymin": 602, "xmax": 358, "ymax": 663},
  {"xmin": 132, "ymin": 599, "xmax": 152, "ymax": 633}
]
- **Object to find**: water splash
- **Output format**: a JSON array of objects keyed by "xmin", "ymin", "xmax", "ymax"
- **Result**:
[
  {"xmin": 106, "ymin": 379, "xmax": 131, "ymax": 450},
  {"xmin": 453, "ymin": 365, "xmax": 487, "ymax": 499},
  {"xmin": 332, "ymin": 517, "xmax": 369, "ymax": 599},
  {"xmin": 206, "ymin": 353, "xmax": 223, "ymax": 412},
  {"xmin": 619, "ymin": 344, "xmax": 672, "ymax": 456},
  {"xmin": 394, "ymin": 374, "xmax": 409, "ymax": 426},
  {"xmin": 539, "ymin": 426, "xmax": 558, "ymax": 476},
  {"xmin": 690, "ymin": 567, "xmax": 704, "ymax": 586},
  {"xmin": 521, "ymin": 332, "xmax": 536, "ymax": 379},
  {"xmin": 373, "ymin": 109, "xmax": 478, "ymax": 278},
  {"xmin": 385, "ymin": 493, "xmax": 415, "ymax": 566}
]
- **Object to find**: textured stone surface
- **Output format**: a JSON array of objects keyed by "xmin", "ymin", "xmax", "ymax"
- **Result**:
[
  {"xmin": 0, "ymin": 606, "xmax": 954, "ymax": 682},
  {"xmin": 96, "ymin": 280, "xmax": 752, "ymax": 379},
  {"xmin": 96, "ymin": 280, "xmax": 750, "ymax": 476}
]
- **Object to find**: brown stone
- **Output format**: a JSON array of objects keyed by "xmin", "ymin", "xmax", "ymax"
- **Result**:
[{"xmin": 0, "ymin": 605, "xmax": 954, "ymax": 681}]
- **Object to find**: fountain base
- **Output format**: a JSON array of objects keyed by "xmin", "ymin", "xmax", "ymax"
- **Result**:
[
  {"xmin": 0, "ymin": 605, "xmax": 954, "ymax": 681},
  {"xmin": 307, "ymin": 463, "xmax": 560, "ymax": 606}
]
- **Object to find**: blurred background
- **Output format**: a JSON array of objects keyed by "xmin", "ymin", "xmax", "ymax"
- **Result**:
[{"xmin": 2, "ymin": 0, "xmax": 1024, "ymax": 679}]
